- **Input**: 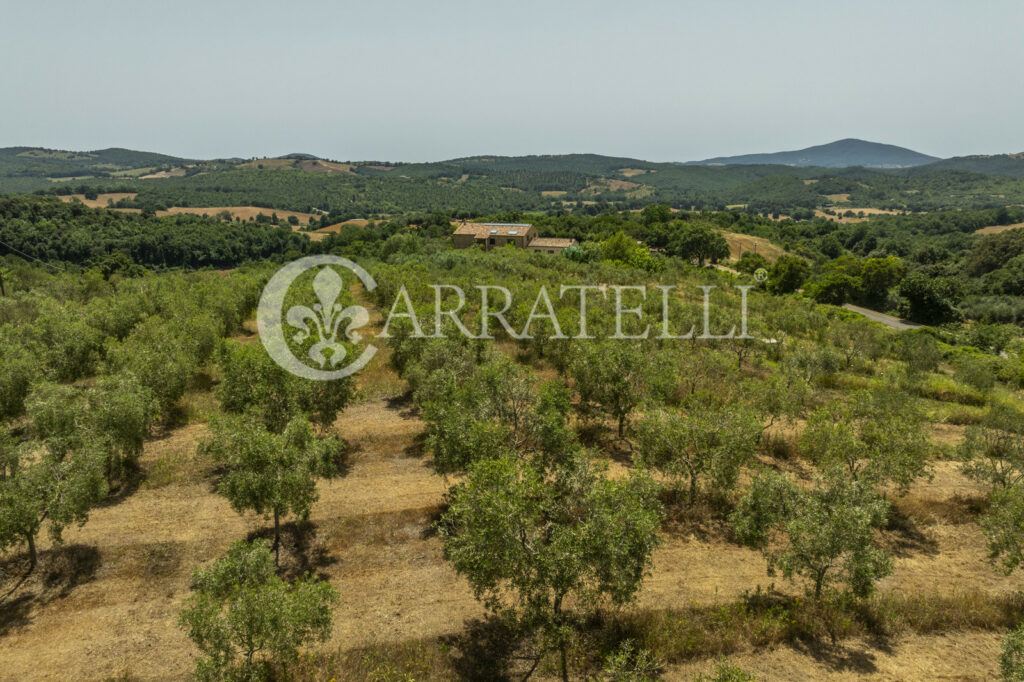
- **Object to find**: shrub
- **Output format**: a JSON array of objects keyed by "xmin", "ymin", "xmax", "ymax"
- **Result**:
[
  {"xmin": 179, "ymin": 539, "xmax": 339, "ymax": 681},
  {"xmin": 731, "ymin": 469, "xmax": 892, "ymax": 598},
  {"xmin": 1002, "ymin": 624, "xmax": 1024, "ymax": 681}
]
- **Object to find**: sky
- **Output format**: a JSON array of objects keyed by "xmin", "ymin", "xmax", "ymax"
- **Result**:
[{"xmin": 2, "ymin": 0, "xmax": 1022, "ymax": 163}]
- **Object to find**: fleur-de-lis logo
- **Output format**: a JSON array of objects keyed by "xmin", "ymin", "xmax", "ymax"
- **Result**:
[
  {"xmin": 285, "ymin": 267, "xmax": 370, "ymax": 368},
  {"xmin": 257, "ymin": 255, "xmax": 378, "ymax": 381}
]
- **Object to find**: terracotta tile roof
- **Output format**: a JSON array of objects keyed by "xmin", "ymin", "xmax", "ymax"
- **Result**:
[
  {"xmin": 529, "ymin": 237, "xmax": 577, "ymax": 248},
  {"xmin": 453, "ymin": 222, "xmax": 533, "ymax": 237}
]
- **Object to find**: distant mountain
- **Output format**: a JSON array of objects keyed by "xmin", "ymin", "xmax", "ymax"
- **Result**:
[
  {"xmin": 687, "ymin": 139, "xmax": 940, "ymax": 169},
  {"xmin": 911, "ymin": 152, "xmax": 1024, "ymax": 178}
]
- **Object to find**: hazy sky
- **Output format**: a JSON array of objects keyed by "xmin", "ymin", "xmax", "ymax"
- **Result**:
[{"xmin": 2, "ymin": 0, "xmax": 1022, "ymax": 162}]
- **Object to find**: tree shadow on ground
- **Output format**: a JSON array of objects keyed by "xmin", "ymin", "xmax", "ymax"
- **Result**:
[
  {"xmin": 246, "ymin": 521, "xmax": 336, "ymax": 581},
  {"xmin": 788, "ymin": 637, "xmax": 883, "ymax": 674},
  {"xmin": 742, "ymin": 588, "xmax": 894, "ymax": 674},
  {"xmin": 386, "ymin": 392, "xmax": 419, "ymax": 419},
  {"xmin": 331, "ymin": 441, "xmax": 353, "ymax": 478},
  {"xmin": 0, "ymin": 543, "xmax": 101, "ymax": 633},
  {"xmin": 882, "ymin": 505, "xmax": 940, "ymax": 558},
  {"xmin": 658, "ymin": 489, "xmax": 736, "ymax": 543},
  {"xmin": 96, "ymin": 465, "xmax": 145, "ymax": 507},
  {"xmin": 0, "ymin": 593, "xmax": 32, "ymax": 637},
  {"xmin": 403, "ymin": 432, "xmax": 428, "ymax": 459},
  {"xmin": 441, "ymin": 615, "xmax": 524, "ymax": 682},
  {"xmin": 420, "ymin": 504, "xmax": 446, "ymax": 540}
]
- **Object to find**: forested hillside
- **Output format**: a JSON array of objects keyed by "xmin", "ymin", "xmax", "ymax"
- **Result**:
[{"xmin": 7, "ymin": 146, "xmax": 1024, "ymax": 217}]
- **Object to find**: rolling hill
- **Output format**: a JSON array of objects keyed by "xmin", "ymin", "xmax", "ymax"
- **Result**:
[
  {"xmin": 687, "ymin": 138, "xmax": 940, "ymax": 169},
  {"xmin": 912, "ymin": 152, "xmax": 1024, "ymax": 178}
]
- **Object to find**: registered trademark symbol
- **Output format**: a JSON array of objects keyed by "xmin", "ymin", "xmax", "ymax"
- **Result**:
[{"xmin": 753, "ymin": 268, "xmax": 768, "ymax": 283}]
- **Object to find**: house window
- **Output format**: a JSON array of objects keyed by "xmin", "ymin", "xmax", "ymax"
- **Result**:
[{"xmin": 489, "ymin": 238, "xmax": 495, "ymax": 245}]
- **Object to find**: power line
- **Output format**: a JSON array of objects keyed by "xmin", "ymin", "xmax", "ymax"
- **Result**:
[{"xmin": 0, "ymin": 237, "xmax": 64, "ymax": 272}]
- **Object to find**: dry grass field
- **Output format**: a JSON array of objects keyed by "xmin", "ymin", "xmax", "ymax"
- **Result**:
[
  {"xmin": 815, "ymin": 208, "xmax": 903, "ymax": 224},
  {"xmin": 58, "ymin": 192, "xmax": 139, "ymax": 208},
  {"xmin": 153, "ymin": 206, "xmax": 317, "ymax": 225},
  {"xmin": 56, "ymin": 195, "xmax": 319, "ymax": 226},
  {"xmin": 138, "ymin": 168, "xmax": 187, "ymax": 179},
  {"xmin": 721, "ymin": 231, "xmax": 789, "ymax": 262},
  {"xmin": 1, "ymin": 323, "xmax": 1021, "ymax": 680},
  {"xmin": 975, "ymin": 222, "xmax": 1024, "ymax": 235}
]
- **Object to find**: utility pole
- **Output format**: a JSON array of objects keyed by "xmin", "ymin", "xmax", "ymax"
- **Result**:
[{"xmin": 0, "ymin": 270, "xmax": 6, "ymax": 297}]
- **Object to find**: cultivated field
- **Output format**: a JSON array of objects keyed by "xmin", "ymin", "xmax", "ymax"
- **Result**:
[
  {"xmin": 721, "ymin": 232, "xmax": 788, "ymax": 262},
  {"xmin": 154, "ymin": 206, "xmax": 317, "ymax": 225},
  {"xmin": 1, "ymin": 316, "xmax": 1020, "ymax": 681},
  {"xmin": 975, "ymin": 222, "xmax": 1024, "ymax": 235},
  {"xmin": 58, "ymin": 192, "xmax": 139, "ymax": 208}
]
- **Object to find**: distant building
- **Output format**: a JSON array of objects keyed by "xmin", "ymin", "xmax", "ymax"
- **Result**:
[
  {"xmin": 527, "ymin": 237, "xmax": 578, "ymax": 254},
  {"xmin": 452, "ymin": 222, "xmax": 538, "ymax": 250},
  {"xmin": 452, "ymin": 222, "xmax": 576, "ymax": 253}
]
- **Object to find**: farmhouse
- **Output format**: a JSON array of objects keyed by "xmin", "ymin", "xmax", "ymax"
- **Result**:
[{"xmin": 451, "ymin": 222, "xmax": 577, "ymax": 253}]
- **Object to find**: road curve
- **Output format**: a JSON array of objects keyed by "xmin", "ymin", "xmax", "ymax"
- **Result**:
[{"xmin": 843, "ymin": 303, "xmax": 924, "ymax": 331}]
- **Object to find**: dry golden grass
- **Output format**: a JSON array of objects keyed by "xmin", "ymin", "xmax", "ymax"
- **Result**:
[
  {"xmin": 154, "ymin": 205, "xmax": 317, "ymax": 225},
  {"xmin": 138, "ymin": 168, "xmax": 187, "ymax": 179},
  {"xmin": 720, "ymin": 231, "xmax": 788, "ymax": 262},
  {"xmin": 975, "ymin": 222, "xmax": 1024, "ymax": 235},
  {"xmin": 317, "ymin": 219, "xmax": 371, "ymax": 233},
  {"xmin": 298, "ymin": 159, "xmax": 354, "ymax": 174},
  {"xmin": 58, "ymin": 192, "xmax": 138, "ymax": 208},
  {"xmin": 237, "ymin": 158, "xmax": 296, "ymax": 170},
  {"xmin": 815, "ymin": 208, "xmax": 903, "ymax": 224},
  {"xmin": 2, "ymin": 325, "xmax": 1023, "ymax": 679}
]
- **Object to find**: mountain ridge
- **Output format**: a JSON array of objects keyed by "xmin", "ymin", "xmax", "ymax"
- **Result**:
[{"xmin": 687, "ymin": 138, "xmax": 940, "ymax": 169}]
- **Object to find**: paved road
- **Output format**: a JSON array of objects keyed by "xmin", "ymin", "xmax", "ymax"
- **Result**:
[{"xmin": 843, "ymin": 303, "xmax": 924, "ymax": 331}]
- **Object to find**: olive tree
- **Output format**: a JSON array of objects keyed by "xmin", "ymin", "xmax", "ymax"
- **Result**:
[
  {"xmin": 731, "ymin": 469, "xmax": 892, "ymax": 598},
  {"xmin": 799, "ymin": 390, "xmax": 930, "ymax": 492},
  {"xmin": 0, "ymin": 343, "xmax": 40, "ymax": 421},
  {"xmin": 438, "ymin": 451, "xmax": 662, "ymax": 681},
  {"xmin": 24, "ymin": 381, "xmax": 85, "ymax": 457},
  {"xmin": 419, "ymin": 354, "xmax": 574, "ymax": 475},
  {"xmin": 0, "ymin": 445, "xmax": 106, "ymax": 572},
  {"xmin": 828, "ymin": 319, "xmax": 888, "ymax": 370},
  {"xmin": 960, "ymin": 403, "xmax": 1024, "ymax": 489},
  {"xmin": 179, "ymin": 539, "xmax": 338, "ymax": 681},
  {"xmin": 215, "ymin": 341, "xmax": 353, "ymax": 434},
  {"xmin": 636, "ymin": 405, "xmax": 760, "ymax": 503},
  {"xmin": 87, "ymin": 375, "xmax": 159, "ymax": 486},
  {"xmin": 570, "ymin": 341, "xmax": 647, "ymax": 437},
  {"xmin": 980, "ymin": 485, "xmax": 1024, "ymax": 575},
  {"xmin": 203, "ymin": 415, "xmax": 343, "ymax": 565}
]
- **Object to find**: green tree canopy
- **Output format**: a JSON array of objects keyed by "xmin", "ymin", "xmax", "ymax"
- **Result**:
[{"xmin": 179, "ymin": 539, "xmax": 339, "ymax": 681}]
